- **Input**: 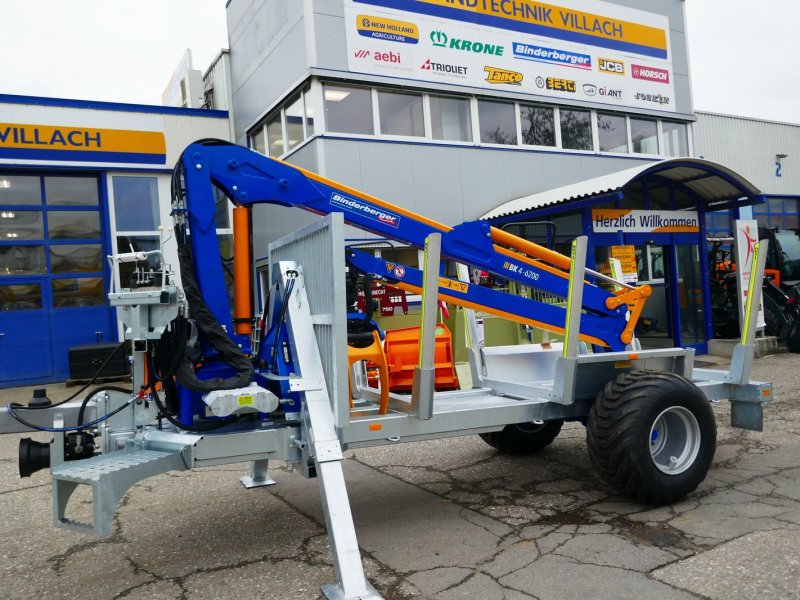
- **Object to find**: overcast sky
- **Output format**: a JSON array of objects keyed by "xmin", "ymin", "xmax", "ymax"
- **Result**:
[{"xmin": 0, "ymin": 0, "xmax": 797, "ymax": 124}]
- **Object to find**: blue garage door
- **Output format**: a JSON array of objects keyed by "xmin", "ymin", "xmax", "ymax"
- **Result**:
[{"xmin": 0, "ymin": 173, "xmax": 115, "ymax": 387}]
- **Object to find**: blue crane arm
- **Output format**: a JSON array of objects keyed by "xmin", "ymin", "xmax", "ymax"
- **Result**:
[{"xmin": 178, "ymin": 141, "xmax": 648, "ymax": 351}]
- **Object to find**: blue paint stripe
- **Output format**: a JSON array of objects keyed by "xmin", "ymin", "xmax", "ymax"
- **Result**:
[
  {"xmin": 0, "ymin": 147, "xmax": 166, "ymax": 164},
  {"xmin": 354, "ymin": 0, "xmax": 668, "ymax": 59},
  {"xmin": 0, "ymin": 93, "xmax": 229, "ymax": 118}
]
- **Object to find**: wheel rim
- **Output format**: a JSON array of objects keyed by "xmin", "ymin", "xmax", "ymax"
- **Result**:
[
  {"xmin": 515, "ymin": 421, "xmax": 546, "ymax": 434},
  {"xmin": 649, "ymin": 406, "xmax": 701, "ymax": 475}
]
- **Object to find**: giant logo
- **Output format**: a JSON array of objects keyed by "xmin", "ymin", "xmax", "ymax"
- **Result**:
[
  {"xmin": 484, "ymin": 66, "xmax": 523, "ymax": 85},
  {"xmin": 356, "ymin": 14, "xmax": 419, "ymax": 44},
  {"xmin": 512, "ymin": 42, "xmax": 590, "ymax": 69},
  {"xmin": 631, "ymin": 64, "xmax": 670, "ymax": 83},
  {"xmin": 330, "ymin": 192, "xmax": 400, "ymax": 228},
  {"xmin": 429, "ymin": 30, "xmax": 503, "ymax": 56}
]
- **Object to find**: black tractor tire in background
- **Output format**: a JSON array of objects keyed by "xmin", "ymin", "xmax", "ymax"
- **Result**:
[
  {"xmin": 587, "ymin": 370, "xmax": 716, "ymax": 505},
  {"xmin": 786, "ymin": 317, "xmax": 800, "ymax": 353},
  {"xmin": 480, "ymin": 420, "xmax": 564, "ymax": 455}
]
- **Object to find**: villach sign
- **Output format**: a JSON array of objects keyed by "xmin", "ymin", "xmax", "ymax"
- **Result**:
[
  {"xmin": 0, "ymin": 122, "xmax": 166, "ymax": 164},
  {"xmin": 345, "ymin": 0, "xmax": 676, "ymax": 112}
]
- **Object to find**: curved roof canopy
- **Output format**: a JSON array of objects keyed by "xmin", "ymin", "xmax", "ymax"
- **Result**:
[{"xmin": 482, "ymin": 158, "xmax": 763, "ymax": 222}]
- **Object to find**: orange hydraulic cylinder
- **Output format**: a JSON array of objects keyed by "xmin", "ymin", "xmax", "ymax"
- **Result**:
[{"xmin": 233, "ymin": 206, "xmax": 253, "ymax": 336}]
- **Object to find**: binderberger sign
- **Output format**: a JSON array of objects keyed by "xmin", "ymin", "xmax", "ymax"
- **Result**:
[{"xmin": 344, "ymin": 0, "xmax": 676, "ymax": 112}]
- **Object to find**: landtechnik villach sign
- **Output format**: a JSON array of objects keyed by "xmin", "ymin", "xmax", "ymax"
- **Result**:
[
  {"xmin": 0, "ymin": 122, "xmax": 166, "ymax": 164},
  {"xmin": 344, "ymin": 0, "xmax": 676, "ymax": 112}
]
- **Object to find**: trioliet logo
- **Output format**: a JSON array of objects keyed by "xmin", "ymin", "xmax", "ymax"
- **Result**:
[
  {"xmin": 598, "ymin": 58, "xmax": 625, "ymax": 75},
  {"xmin": 484, "ymin": 66, "xmax": 523, "ymax": 85},
  {"xmin": 420, "ymin": 59, "xmax": 468, "ymax": 76}
]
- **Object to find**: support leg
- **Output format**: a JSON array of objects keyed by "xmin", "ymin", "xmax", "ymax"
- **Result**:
[{"xmin": 240, "ymin": 459, "xmax": 277, "ymax": 488}]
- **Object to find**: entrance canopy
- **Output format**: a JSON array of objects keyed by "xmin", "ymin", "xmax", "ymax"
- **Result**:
[{"xmin": 482, "ymin": 158, "xmax": 763, "ymax": 223}]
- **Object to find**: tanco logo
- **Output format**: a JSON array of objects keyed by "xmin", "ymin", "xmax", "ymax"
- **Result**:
[
  {"xmin": 484, "ymin": 66, "xmax": 523, "ymax": 85},
  {"xmin": 429, "ymin": 30, "xmax": 503, "ymax": 56}
]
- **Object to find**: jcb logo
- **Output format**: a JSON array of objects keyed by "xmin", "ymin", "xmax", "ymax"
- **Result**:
[{"xmin": 599, "ymin": 58, "xmax": 625, "ymax": 75}]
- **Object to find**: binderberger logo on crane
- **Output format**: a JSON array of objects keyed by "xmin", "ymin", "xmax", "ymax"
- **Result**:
[{"xmin": 330, "ymin": 192, "xmax": 401, "ymax": 228}]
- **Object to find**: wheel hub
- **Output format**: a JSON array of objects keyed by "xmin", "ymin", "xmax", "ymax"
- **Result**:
[{"xmin": 649, "ymin": 406, "xmax": 701, "ymax": 475}]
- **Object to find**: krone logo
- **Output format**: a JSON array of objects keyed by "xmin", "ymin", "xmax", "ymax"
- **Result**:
[
  {"xmin": 484, "ymin": 66, "xmax": 523, "ymax": 85},
  {"xmin": 430, "ymin": 30, "xmax": 447, "ymax": 47}
]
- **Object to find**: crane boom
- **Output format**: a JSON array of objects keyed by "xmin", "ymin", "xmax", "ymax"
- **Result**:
[{"xmin": 176, "ymin": 140, "xmax": 649, "ymax": 352}]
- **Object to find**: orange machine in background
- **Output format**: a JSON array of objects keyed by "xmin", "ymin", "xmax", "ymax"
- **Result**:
[{"xmin": 382, "ymin": 323, "xmax": 459, "ymax": 392}]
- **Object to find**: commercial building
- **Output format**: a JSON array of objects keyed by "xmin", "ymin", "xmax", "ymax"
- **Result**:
[
  {"xmin": 0, "ymin": 94, "xmax": 231, "ymax": 387},
  {"xmin": 226, "ymin": 0, "xmax": 764, "ymax": 353}
]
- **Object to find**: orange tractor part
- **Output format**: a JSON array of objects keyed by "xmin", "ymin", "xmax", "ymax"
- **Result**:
[{"xmin": 383, "ymin": 323, "xmax": 460, "ymax": 392}]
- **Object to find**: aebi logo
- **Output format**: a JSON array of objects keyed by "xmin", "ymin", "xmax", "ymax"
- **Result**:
[
  {"xmin": 354, "ymin": 50, "xmax": 370, "ymax": 59},
  {"xmin": 375, "ymin": 51, "xmax": 401, "ymax": 63}
]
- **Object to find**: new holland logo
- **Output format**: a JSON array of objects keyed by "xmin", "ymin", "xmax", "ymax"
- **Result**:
[
  {"xmin": 356, "ymin": 14, "xmax": 419, "ymax": 45},
  {"xmin": 484, "ymin": 66, "xmax": 523, "ymax": 85}
]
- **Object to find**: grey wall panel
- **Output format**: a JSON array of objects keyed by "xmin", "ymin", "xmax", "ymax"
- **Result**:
[
  {"xmin": 313, "ymin": 12, "xmax": 349, "ymax": 72},
  {"xmin": 320, "ymin": 137, "xmax": 365, "ymax": 190},
  {"xmin": 694, "ymin": 112, "xmax": 800, "ymax": 194},
  {"xmin": 227, "ymin": 0, "xmax": 308, "ymax": 142},
  {"xmin": 410, "ymin": 146, "xmax": 466, "ymax": 226}
]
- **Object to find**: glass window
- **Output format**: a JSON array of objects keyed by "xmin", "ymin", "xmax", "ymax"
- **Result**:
[
  {"xmin": 50, "ymin": 244, "xmax": 103, "ymax": 273},
  {"xmin": 0, "ymin": 283, "xmax": 42, "ymax": 310},
  {"xmin": 251, "ymin": 126, "xmax": 266, "ymax": 155},
  {"xmin": 47, "ymin": 211, "xmax": 101, "ymax": 240},
  {"xmin": 113, "ymin": 176, "xmax": 160, "ymax": 231},
  {"xmin": 647, "ymin": 185, "xmax": 671, "ymax": 209},
  {"xmin": 0, "ymin": 210, "xmax": 43, "ymax": 240},
  {"xmin": 266, "ymin": 113, "xmax": 283, "ymax": 157},
  {"xmin": 430, "ymin": 95, "xmax": 472, "ymax": 142},
  {"xmin": 597, "ymin": 113, "xmax": 628, "ymax": 153},
  {"xmin": 631, "ymin": 118, "xmax": 659, "ymax": 154},
  {"xmin": 285, "ymin": 95, "xmax": 305, "ymax": 151},
  {"xmin": 478, "ymin": 100, "xmax": 516, "ymax": 145},
  {"xmin": 662, "ymin": 121, "xmax": 688, "ymax": 157},
  {"xmin": 520, "ymin": 104, "xmax": 555, "ymax": 147},
  {"xmin": 116, "ymin": 236, "xmax": 161, "ymax": 287},
  {"xmin": 304, "ymin": 88, "xmax": 315, "ymax": 136},
  {"xmin": 324, "ymin": 84, "xmax": 374, "ymax": 135},
  {"xmin": 52, "ymin": 277, "xmax": 105, "ymax": 308},
  {"xmin": 0, "ymin": 176, "xmax": 41, "ymax": 206},
  {"xmin": 378, "ymin": 90, "xmax": 424, "ymax": 137},
  {"xmin": 45, "ymin": 177, "xmax": 98, "ymax": 206},
  {"xmin": 0, "ymin": 245, "xmax": 45, "ymax": 275},
  {"xmin": 560, "ymin": 109, "xmax": 592, "ymax": 150},
  {"xmin": 214, "ymin": 187, "xmax": 230, "ymax": 230}
]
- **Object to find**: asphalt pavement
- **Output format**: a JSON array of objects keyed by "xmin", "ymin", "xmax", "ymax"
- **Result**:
[{"xmin": 0, "ymin": 353, "xmax": 798, "ymax": 599}]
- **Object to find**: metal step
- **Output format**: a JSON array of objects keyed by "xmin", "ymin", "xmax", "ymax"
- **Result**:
[{"xmin": 52, "ymin": 447, "xmax": 189, "ymax": 536}]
